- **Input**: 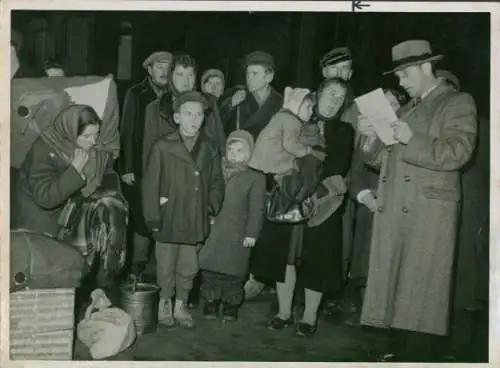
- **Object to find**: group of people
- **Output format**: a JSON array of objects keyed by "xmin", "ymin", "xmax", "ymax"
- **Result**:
[{"xmin": 10, "ymin": 27, "xmax": 488, "ymax": 362}]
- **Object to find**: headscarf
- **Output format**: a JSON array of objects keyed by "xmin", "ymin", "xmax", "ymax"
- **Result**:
[
  {"xmin": 282, "ymin": 87, "xmax": 311, "ymax": 117},
  {"xmin": 222, "ymin": 130, "xmax": 254, "ymax": 182},
  {"xmin": 40, "ymin": 104, "xmax": 117, "ymax": 197}
]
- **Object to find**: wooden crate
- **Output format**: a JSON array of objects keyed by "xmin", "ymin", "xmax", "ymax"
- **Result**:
[{"xmin": 10, "ymin": 288, "xmax": 75, "ymax": 360}]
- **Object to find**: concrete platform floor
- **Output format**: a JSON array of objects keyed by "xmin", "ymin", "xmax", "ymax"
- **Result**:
[{"xmin": 75, "ymin": 297, "xmax": 391, "ymax": 362}]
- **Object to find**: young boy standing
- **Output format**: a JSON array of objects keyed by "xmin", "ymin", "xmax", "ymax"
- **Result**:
[{"xmin": 142, "ymin": 90, "xmax": 225, "ymax": 328}]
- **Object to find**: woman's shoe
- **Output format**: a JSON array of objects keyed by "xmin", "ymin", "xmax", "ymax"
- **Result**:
[
  {"xmin": 266, "ymin": 315, "xmax": 294, "ymax": 331},
  {"xmin": 295, "ymin": 321, "xmax": 317, "ymax": 337}
]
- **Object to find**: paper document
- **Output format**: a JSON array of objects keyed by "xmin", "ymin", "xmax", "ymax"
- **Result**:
[
  {"xmin": 64, "ymin": 77, "xmax": 111, "ymax": 120},
  {"xmin": 354, "ymin": 88, "xmax": 398, "ymax": 145}
]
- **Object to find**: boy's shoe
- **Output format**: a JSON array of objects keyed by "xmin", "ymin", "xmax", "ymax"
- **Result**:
[
  {"xmin": 174, "ymin": 301, "xmax": 196, "ymax": 329},
  {"xmin": 158, "ymin": 298, "xmax": 177, "ymax": 327},
  {"xmin": 221, "ymin": 303, "xmax": 239, "ymax": 321},
  {"xmin": 203, "ymin": 300, "xmax": 220, "ymax": 320},
  {"xmin": 266, "ymin": 315, "xmax": 294, "ymax": 331}
]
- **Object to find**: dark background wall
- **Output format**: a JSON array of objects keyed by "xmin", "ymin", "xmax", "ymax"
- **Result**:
[{"xmin": 12, "ymin": 11, "xmax": 490, "ymax": 116}]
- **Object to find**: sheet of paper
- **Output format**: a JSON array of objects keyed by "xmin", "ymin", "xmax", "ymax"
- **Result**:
[
  {"xmin": 354, "ymin": 88, "xmax": 398, "ymax": 145},
  {"xmin": 64, "ymin": 77, "xmax": 110, "ymax": 119}
]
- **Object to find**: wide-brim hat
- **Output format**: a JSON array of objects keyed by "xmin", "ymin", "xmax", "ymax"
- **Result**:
[
  {"xmin": 172, "ymin": 90, "xmax": 208, "ymax": 112},
  {"xmin": 243, "ymin": 51, "xmax": 275, "ymax": 71},
  {"xmin": 308, "ymin": 175, "xmax": 347, "ymax": 228},
  {"xmin": 142, "ymin": 51, "xmax": 173, "ymax": 70},
  {"xmin": 383, "ymin": 40, "xmax": 443, "ymax": 75}
]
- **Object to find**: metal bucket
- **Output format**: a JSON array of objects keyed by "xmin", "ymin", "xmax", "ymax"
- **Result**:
[{"xmin": 119, "ymin": 282, "xmax": 160, "ymax": 335}]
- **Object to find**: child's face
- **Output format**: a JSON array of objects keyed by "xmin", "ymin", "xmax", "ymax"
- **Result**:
[
  {"xmin": 203, "ymin": 76, "xmax": 224, "ymax": 99},
  {"xmin": 174, "ymin": 101, "xmax": 205, "ymax": 136},
  {"xmin": 385, "ymin": 91, "xmax": 401, "ymax": 112},
  {"xmin": 227, "ymin": 140, "xmax": 250, "ymax": 163},
  {"xmin": 297, "ymin": 98, "xmax": 314, "ymax": 122}
]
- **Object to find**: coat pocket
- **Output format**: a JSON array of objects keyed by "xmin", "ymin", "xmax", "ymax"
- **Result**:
[{"xmin": 422, "ymin": 185, "xmax": 460, "ymax": 202}]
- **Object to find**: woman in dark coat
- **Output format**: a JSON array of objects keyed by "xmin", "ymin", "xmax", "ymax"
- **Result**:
[
  {"xmin": 250, "ymin": 78, "xmax": 354, "ymax": 337},
  {"xmin": 14, "ymin": 105, "xmax": 102, "ymax": 237}
]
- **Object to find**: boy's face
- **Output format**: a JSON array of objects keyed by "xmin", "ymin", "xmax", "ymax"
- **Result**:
[
  {"xmin": 203, "ymin": 76, "xmax": 224, "ymax": 99},
  {"xmin": 246, "ymin": 64, "xmax": 273, "ymax": 93},
  {"xmin": 227, "ymin": 140, "xmax": 250, "ymax": 163},
  {"xmin": 174, "ymin": 101, "xmax": 205, "ymax": 136},
  {"xmin": 322, "ymin": 60, "xmax": 353, "ymax": 81},
  {"xmin": 172, "ymin": 65, "xmax": 196, "ymax": 93}
]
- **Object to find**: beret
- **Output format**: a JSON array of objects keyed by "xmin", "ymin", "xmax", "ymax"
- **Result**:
[
  {"xmin": 201, "ymin": 69, "xmax": 225, "ymax": 86},
  {"xmin": 142, "ymin": 51, "xmax": 173, "ymax": 69},
  {"xmin": 319, "ymin": 47, "xmax": 352, "ymax": 69},
  {"xmin": 172, "ymin": 90, "xmax": 209, "ymax": 112},
  {"xmin": 243, "ymin": 51, "xmax": 275, "ymax": 70}
]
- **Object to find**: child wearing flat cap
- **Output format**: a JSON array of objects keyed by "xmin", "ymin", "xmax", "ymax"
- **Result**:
[{"xmin": 142, "ymin": 90, "xmax": 225, "ymax": 329}]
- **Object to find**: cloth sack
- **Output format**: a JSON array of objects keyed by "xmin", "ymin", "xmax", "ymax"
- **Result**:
[{"xmin": 77, "ymin": 289, "xmax": 136, "ymax": 360}]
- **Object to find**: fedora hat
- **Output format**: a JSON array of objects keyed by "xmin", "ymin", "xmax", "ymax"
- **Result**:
[{"xmin": 384, "ymin": 40, "xmax": 443, "ymax": 75}]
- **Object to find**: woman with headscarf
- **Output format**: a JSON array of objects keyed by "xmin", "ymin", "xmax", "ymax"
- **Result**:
[
  {"xmin": 14, "ymin": 105, "xmax": 103, "ymax": 237},
  {"xmin": 250, "ymin": 78, "xmax": 354, "ymax": 337}
]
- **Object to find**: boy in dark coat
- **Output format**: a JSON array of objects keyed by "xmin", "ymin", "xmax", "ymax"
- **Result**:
[
  {"xmin": 142, "ymin": 91, "xmax": 225, "ymax": 328},
  {"xmin": 198, "ymin": 130, "xmax": 266, "ymax": 321}
]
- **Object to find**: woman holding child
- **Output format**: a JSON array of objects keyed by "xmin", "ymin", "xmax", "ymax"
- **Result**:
[{"xmin": 249, "ymin": 77, "xmax": 354, "ymax": 337}]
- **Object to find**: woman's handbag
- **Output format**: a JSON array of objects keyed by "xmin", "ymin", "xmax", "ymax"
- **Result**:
[{"xmin": 265, "ymin": 185, "xmax": 314, "ymax": 224}]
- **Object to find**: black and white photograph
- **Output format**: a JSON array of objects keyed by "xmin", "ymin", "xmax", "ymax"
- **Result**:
[{"xmin": 1, "ymin": 0, "xmax": 498, "ymax": 365}]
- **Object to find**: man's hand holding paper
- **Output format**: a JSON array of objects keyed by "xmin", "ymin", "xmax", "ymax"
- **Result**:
[
  {"xmin": 354, "ymin": 88, "xmax": 399, "ymax": 145},
  {"xmin": 393, "ymin": 120, "xmax": 413, "ymax": 144}
]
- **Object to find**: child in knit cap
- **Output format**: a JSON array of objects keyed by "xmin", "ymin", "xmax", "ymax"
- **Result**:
[
  {"xmin": 248, "ymin": 86, "xmax": 325, "ymax": 181},
  {"xmin": 198, "ymin": 130, "xmax": 267, "ymax": 321}
]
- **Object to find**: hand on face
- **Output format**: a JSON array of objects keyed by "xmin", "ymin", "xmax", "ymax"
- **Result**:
[{"xmin": 71, "ymin": 148, "xmax": 90, "ymax": 174}]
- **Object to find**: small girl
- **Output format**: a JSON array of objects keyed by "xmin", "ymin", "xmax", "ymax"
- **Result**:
[
  {"xmin": 198, "ymin": 130, "xmax": 267, "ymax": 321},
  {"xmin": 247, "ymin": 87, "xmax": 324, "ymax": 179}
]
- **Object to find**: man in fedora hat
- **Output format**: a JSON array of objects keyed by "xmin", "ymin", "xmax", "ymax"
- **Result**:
[
  {"xmin": 357, "ymin": 39, "xmax": 477, "ymax": 361},
  {"xmin": 118, "ymin": 50, "xmax": 173, "ymax": 277}
]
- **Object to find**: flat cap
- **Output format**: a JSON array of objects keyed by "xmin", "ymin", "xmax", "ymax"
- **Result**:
[
  {"xmin": 320, "ymin": 47, "xmax": 352, "ymax": 69},
  {"xmin": 142, "ymin": 51, "xmax": 173, "ymax": 69},
  {"xmin": 201, "ymin": 68, "xmax": 225, "ymax": 86},
  {"xmin": 243, "ymin": 51, "xmax": 275, "ymax": 70},
  {"xmin": 173, "ymin": 90, "xmax": 209, "ymax": 112}
]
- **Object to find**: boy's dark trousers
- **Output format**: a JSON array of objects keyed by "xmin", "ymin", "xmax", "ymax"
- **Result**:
[{"xmin": 200, "ymin": 270, "xmax": 245, "ymax": 306}]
